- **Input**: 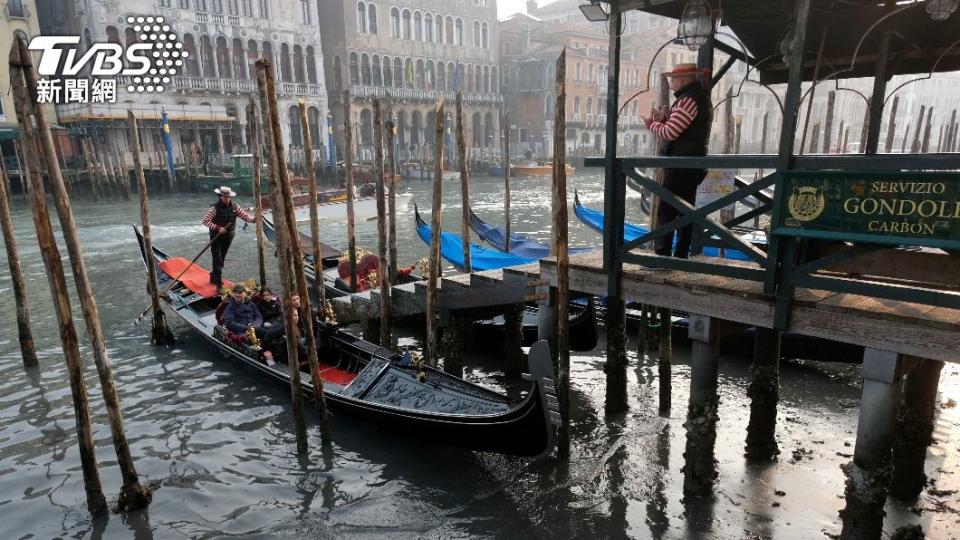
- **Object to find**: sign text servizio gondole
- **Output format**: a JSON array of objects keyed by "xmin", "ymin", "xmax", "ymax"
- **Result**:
[{"xmin": 778, "ymin": 171, "xmax": 960, "ymax": 247}]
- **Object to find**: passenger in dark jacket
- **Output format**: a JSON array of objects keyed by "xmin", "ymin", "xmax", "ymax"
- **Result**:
[
  {"xmin": 223, "ymin": 287, "xmax": 264, "ymax": 335},
  {"xmin": 255, "ymin": 287, "xmax": 282, "ymax": 326}
]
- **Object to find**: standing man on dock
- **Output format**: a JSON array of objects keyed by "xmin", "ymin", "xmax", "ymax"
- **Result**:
[
  {"xmin": 201, "ymin": 186, "xmax": 255, "ymax": 289},
  {"xmin": 643, "ymin": 62, "xmax": 713, "ymax": 259}
]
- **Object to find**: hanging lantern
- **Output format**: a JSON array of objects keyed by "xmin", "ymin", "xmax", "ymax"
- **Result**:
[
  {"xmin": 677, "ymin": 0, "xmax": 714, "ymax": 51},
  {"xmin": 926, "ymin": 0, "xmax": 958, "ymax": 21},
  {"xmin": 778, "ymin": 19, "xmax": 796, "ymax": 65}
]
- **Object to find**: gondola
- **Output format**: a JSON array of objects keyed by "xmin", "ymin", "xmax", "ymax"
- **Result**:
[
  {"xmin": 134, "ymin": 226, "xmax": 560, "ymax": 457},
  {"xmin": 468, "ymin": 207, "xmax": 593, "ymax": 259},
  {"xmin": 573, "ymin": 191, "xmax": 766, "ymax": 261},
  {"xmin": 414, "ymin": 206, "xmax": 598, "ymax": 351}
]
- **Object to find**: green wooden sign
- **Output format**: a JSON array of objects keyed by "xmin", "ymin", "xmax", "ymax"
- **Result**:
[{"xmin": 774, "ymin": 171, "xmax": 960, "ymax": 248}]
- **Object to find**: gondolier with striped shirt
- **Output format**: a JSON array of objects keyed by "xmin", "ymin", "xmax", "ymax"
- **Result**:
[
  {"xmin": 644, "ymin": 62, "xmax": 713, "ymax": 259},
  {"xmin": 202, "ymin": 186, "xmax": 255, "ymax": 289}
]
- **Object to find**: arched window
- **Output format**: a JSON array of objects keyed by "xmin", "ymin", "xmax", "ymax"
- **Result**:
[
  {"xmin": 361, "ymin": 53, "xmax": 371, "ymax": 85},
  {"xmin": 183, "ymin": 34, "xmax": 200, "ymax": 76},
  {"xmin": 201, "ymin": 36, "xmax": 215, "ymax": 77},
  {"xmin": 289, "ymin": 105, "xmax": 302, "ymax": 147},
  {"xmin": 437, "ymin": 61, "xmax": 445, "ymax": 90},
  {"xmin": 390, "ymin": 7, "xmax": 400, "ymax": 38},
  {"xmin": 106, "ymin": 26, "xmax": 120, "ymax": 44},
  {"xmin": 466, "ymin": 65, "xmax": 473, "ymax": 93},
  {"xmin": 436, "ymin": 15, "xmax": 444, "ymax": 43},
  {"xmin": 333, "ymin": 55, "xmax": 342, "ymax": 90},
  {"xmin": 491, "ymin": 67, "xmax": 497, "ymax": 92},
  {"xmin": 425, "ymin": 111, "xmax": 436, "ymax": 147},
  {"xmin": 372, "ymin": 55, "xmax": 381, "ymax": 86},
  {"xmin": 457, "ymin": 63, "xmax": 465, "ymax": 91},
  {"xmin": 472, "ymin": 112, "xmax": 481, "ymax": 147},
  {"xmin": 232, "ymin": 38, "xmax": 245, "ymax": 79},
  {"xmin": 484, "ymin": 112, "xmax": 494, "ymax": 147},
  {"xmin": 308, "ymin": 106, "xmax": 321, "ymax": 148},
  {"xmin": 280, "ymin": 43, "xmax": 292, "ymax": 82},
  {"xmin": 446, "ymin": 62, "xmax": 454, "ymax": 91},
  {"xmin": 393, "ymin": 57, "xmax": 402, "ymax": 88},
  {"xmin": 425, "ymin": 14, "xmax": 433, "ymax": 42},
  {"xmin": 481, "ymin": 22, "xmax": 488, "ymax": 49},
  {"xmin": 411, "ymin": 111, "xmax": 421, "ymax": 146},
  {"xmin": 455, "ymin": 18, "xmax": 463, "ymax": 46},
  {"xmin": 586, "ymin": 97, "xmax": 593, "ymax": 117},
  {"xmin": 368, "ymin": 3, "xmax": 378, "ymax": 34},
  {"xmin": 483, "ymin": 66, "xmax": 489, "ymax": 93},
  {"xmin": 404, "ymin": 58, "xmax": 413, "ymax": 88},
  {"xmin": 262, "ymin": 41, "xmax": 274, "ymax": 74},
  {"xmin": 356, "ymin": 1, "xmax": 366, "ymax": 33},
  {"xmin": 349, "ymin": 52, "xmax": 359, "ymax": 85},
  {"xmin": 445, "ymin": 16, "xmax": 454, "ymax": 44},
  {"xmin": 425, "ymin": 60, "xmax": 434, "ymax": 90},
  {"xmin": 473, "ymin": 20, "xmax": 480, "ymax": 48},
  {"xmin": 414, "ymin": 11, "xmax": 422, "ymax": 41},
  {"xmin": 382, "ymin": 56, "xmax": 392, "ymax": 87},
  {"xmin": 360, "ymin": 109, "xmax": 373, "ymax": 146},
  {"xmin": 396, "ymin": 110, "xmax": 407, "ymax": 148},
  {"xmin": 415, "ymin": 59, "xmax": 424, "ymax": 90},
  {"xmin": 293, "ymin": 44, "xmax": 305, "ymax": 83},
  {"xmin": 306, "ymin": 46, "xmax": 317, "ymax": 84},
  {"xmin": 246, "ymin": 40, "xmax": 259, "ymax": 80},
  {"xmin": 402, "ymin": 9, "xmax": 411, "ymax": 40}
]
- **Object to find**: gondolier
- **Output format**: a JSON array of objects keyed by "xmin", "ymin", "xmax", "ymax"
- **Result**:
[
  {"xmin": 201, "ymin": 186, "xmax": 255, "ymax": 288},
  {"xmin": 644, "ymin": 62, "xmax": 713, "ymax": 259}
]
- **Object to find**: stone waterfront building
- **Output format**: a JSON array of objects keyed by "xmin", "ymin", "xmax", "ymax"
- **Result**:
[
  {"xmin": 36, "ymin": 0, "xmax": 328, "ymax": 167},
  {"xmin": 318, "ymin": 0, "xmax": 502, "ymax": 164},
  {"xmin": 1, "ymin": 0, "xmax": 59, "ymax": 166}
]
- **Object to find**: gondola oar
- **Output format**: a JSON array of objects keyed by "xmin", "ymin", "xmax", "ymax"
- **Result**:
[{"xmin": 133, "ymin": 228, "xmax": 225, "ymax": 325}]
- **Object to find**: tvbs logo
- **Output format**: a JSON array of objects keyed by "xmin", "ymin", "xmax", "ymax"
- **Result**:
[{"xmin": 29, "ymin": 15, "xmax": 186, "ymax": 104}]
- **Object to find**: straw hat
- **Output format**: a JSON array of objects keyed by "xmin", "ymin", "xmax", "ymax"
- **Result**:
[
  {"xmin": 664, "ymin": 63, "xmax": 703, "ymax": 78},
  {"xmin": 214, "ymin": 186, "xmax": 237, "ymax": 197}
]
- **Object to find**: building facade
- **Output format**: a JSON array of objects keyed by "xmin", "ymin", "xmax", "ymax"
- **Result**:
[
  {"xmin": 36, "ymin": 0, "xmax": 328, "ymax": 167},
  {"xmin": 1, "ymin": 0, "xmax": 58, "ymax": 164},
  {"xmin": 319, "ymin": 0, "xmax": 502, "ymax": 164}
]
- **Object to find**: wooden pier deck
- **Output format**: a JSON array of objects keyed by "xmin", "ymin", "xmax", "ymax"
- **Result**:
[{"xmin": 538, "ymin": 251, "xmax": 960, "ymax": 364}]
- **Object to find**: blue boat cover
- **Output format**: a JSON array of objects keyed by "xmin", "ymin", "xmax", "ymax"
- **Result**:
[
  {"xmin": 468, "ymin": 208, "xmax": 593, "ymax": 259},
  {"xmin": 573, "ymin": 192, "xmax": 753, "ymax": 261},
  {"xmin": 415, "ymin": 206, "xmax": 536, "ymax": 271}
]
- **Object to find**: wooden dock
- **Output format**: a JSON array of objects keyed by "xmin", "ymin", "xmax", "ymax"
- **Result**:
[{"xmin": 539, "ymin": 250, "xmax": 959, "ymax": 363}]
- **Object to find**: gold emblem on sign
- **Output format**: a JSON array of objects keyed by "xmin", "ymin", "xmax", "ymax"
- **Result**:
[{"xmin": 788, "ymin": 186, "xmax": 825, "ymax": 222}]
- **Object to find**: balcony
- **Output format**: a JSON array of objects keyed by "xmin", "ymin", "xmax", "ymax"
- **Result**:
[
  {"xmin": 348, "ymin": 85, "xmax": 502, "ymax": 105},
  {"xmin": 55, "ymin": 102, "xmax": 232, "ymax": 123}
]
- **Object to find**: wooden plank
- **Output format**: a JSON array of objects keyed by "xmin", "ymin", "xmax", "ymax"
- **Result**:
[
  {"xmin": 826, "ymin": 249, "xmax": 960, "ymax": 289},
  {"xmin": 817, "ymin": 294, "xmax": 938, "ymax": 323},
  {"xmin": 541, "ymin": 262, "xmax": 775, "ymax": 329},
  {"xmin": 922, "ymin": 307, "xmax": 960, "ymax": 331},
  {"xmin": 441, "ymin": 273, "xmax": 473, "ymax": 288},
  {"xmin": 790, "ymin": 306, "xmax": 959, "ymax": 363},
  {"xmin": 793, "ymin": 287, "xmax": 839, "ymax": 306}
]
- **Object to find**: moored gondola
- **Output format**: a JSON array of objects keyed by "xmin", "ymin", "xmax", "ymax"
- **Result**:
[{"xmin": 134, "ymin": 226, "xmax": 559, "ymax": 457}]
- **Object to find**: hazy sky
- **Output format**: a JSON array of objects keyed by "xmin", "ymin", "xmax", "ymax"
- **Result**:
[{"xmin": 498, "ymin": 0, "xmax": 536, "ymax": 19}]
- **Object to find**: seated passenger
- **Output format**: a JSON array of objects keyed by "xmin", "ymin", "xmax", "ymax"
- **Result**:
[
  {"xmin": 222, "ymin": 286, "xmax": 264, "ymax": 337},
  {"xmin": 255, "ymin": 287, "xmax": 282, "ymax": 327}
]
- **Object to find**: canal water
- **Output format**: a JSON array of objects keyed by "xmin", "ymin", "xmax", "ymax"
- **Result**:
[{"xmin": 0, "ymin": 171, "xmax": 958, "ymax": 538}]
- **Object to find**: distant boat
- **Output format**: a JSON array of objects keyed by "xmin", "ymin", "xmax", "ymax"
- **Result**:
[
  {"xmin": 398, "ymin": 162, "xmax": 458, "ymax": 181},
  {"xmin": 263, "ymin": 189, "xmax": 412, "ymax": 223},
  {"xmin": 511, "ymin": 162, "xmax": 576, "ymax": 177}
]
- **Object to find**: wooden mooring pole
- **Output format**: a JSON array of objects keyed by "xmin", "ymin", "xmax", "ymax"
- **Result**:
[
  {"xmin": 683, "ymin": 314, "xmax": 721, "ymax": 496},
  {"xmin": 385, "ymin": 102, "xmax": 399, "ymax": 284},
  {"xmin": 298, "ymin": 99, "xmax": 325, "ymax": 309},
  {"xmin": 552, "ymin": 49, "xmax": 572, "ymax": 458},
  {"xmin": 11, "ymin": 39, "xmax": 108, "ymax": 515},
  {"xmin": 17, "ymin": 39, "xmax": 152, "ymax": 511},
  {"xmin": 0, "ymin": 161, "xmax": 38, "ymax": 367},
  {"xmin": 343, "ymin": 91, "xmax": 359, "ymax": 291},
  {"xmin": 372, "ymin": 98, "xmax": 391, "ymax": 347},
  {"xmin": 247, "ymin": 98, "xmax": 267, "ymax": 288},
  {"xmin": 890, "ymin": 358, "xmax": 943, "ymax": 500},
  {"xmin": 426, "ymin": 99, "xmax": 445, "ymax": 366},
  {"xmin": 128, "ymin": 111, "xmax": 176, "ymax": 347},
  {"xmin": 455, "ymin": 91, "xmax": 472, "ymax": 273},
  {"xmin": 257, "ymin": 59, "xmax": 309, "ymax": 451},
  {"xmin": 745, "ymin": 328, "xmax": 781, "ymax": 461},
  {"xmin": 502, "ymin": 110, "xmax": 511, "ymax": 253}
]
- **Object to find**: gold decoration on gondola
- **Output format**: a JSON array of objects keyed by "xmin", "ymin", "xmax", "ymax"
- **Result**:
[
  {"xmin": 410, "ymin": 351, "xmax": 427, "ymax": 382},
  {"xmin": 321, "ymin": 299, "xmax": 337, "ymax": 324},
  {"xmin": 415, "ymin": 257, "xmax": 429, "ymax": 276},
  {"xmin": 245, "ymin": 324, "xmax": 261, "ymax": 350}
]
